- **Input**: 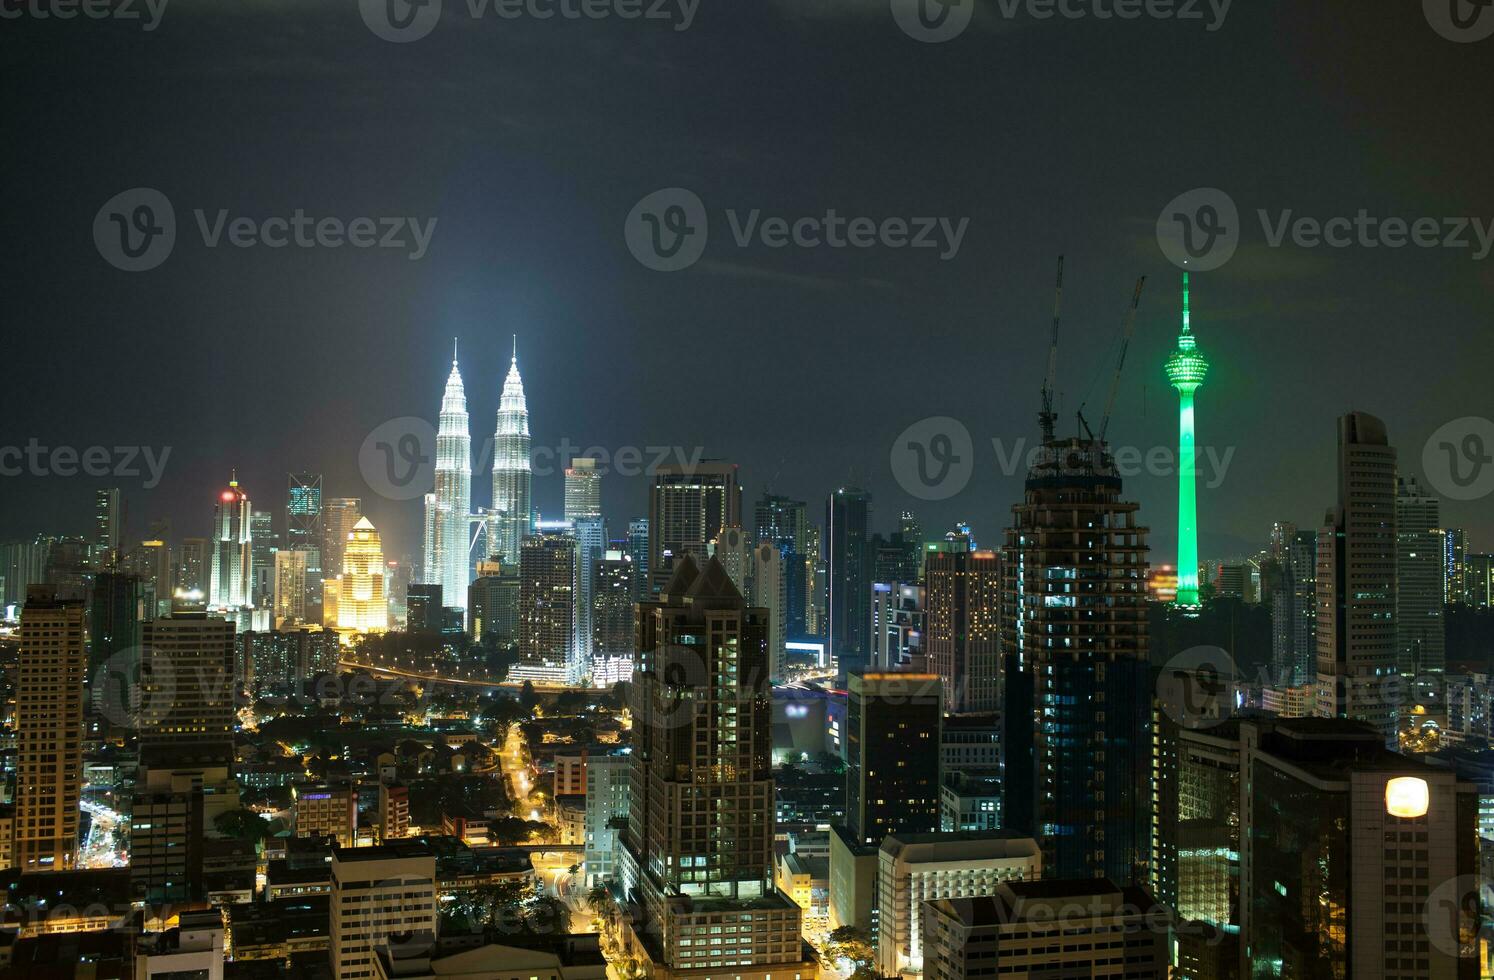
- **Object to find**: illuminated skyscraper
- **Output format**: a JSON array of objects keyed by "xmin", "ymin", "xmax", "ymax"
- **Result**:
[
  {"xmin": 1165, "ymin": 273, "xmax": 1210, "ymax": 606},
  {"xmin": 564, "ymin": 457, "xmax": 602, "ymax": 523},
  {"xmin": 491, "ymin": 336, "xmax": 533, "ymax": 565},
  {"xmin": 16, "ymin": 586, "xmax": 85, "ymax": 873},
  {"xmin": 208, "ymin": 474, "xmax": 252, "ymax": 611},
  {"xmin": 618, "ymin": 556, "xmax": 816, "ymax": 980},
  {"xmin": 647, "ymin": 460, "xmax": 741, "ymax": 593},
  {"xmin": 287, "ymin": 472, "xmax": 323, "ymax": 613},
  {"xmin": 425, "ymin": 344, "xmax": 473, "ymax": 611},
  {"xmin": 513, "ymin": 531, "xmax": 574, "ymax": 684},
  {"xmin": 322, "ymin": 498, "xmax": 362, "ymax": 583},
  {"xmin": 95, "ymin": 487, "xmax": 121, "ymax": 563},
  {"xmin": 924, "ymin": 536, "xmax": 1000, "ymax": 713},
  {"xmin": 336, "ymin": 517, "xmax": 387, "ymax": 634}
]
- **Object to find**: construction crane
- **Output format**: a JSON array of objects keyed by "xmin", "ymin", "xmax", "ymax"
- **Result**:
[
  {"xmin": 1038, "ymin": 256, "xmax": 1064, "ymax": 445},
  {"xmin": 1079, "ymin": 276, "xmax": 1147, "ymax": 444}
]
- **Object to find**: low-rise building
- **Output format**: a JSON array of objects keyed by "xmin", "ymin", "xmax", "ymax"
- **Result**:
[
  {"xmin": 922, "ymin": 880, "xmax": 1170, "ymax": 980},
  {"xmin": 876, "ymin": 831, "xmax": 1041, "ymax": 978},
  {"xmin": 293, "ymin": 783, "xmax": 356, "ymax": 848}
]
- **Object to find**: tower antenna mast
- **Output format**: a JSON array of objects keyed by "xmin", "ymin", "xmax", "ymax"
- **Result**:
[{"xmin": 1039, "ymin": 256, "xmax": 1064, "ymax": 444}]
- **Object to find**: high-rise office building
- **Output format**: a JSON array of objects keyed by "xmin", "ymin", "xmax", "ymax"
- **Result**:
[
  {"xmin": 755, "ymin": 493, "xmax": 808, "ymax": 553},
  {"xmin": 900, "ymin": 511, "xmax": 925, "ymax": 580},
  {"xmin": 584, "ymin": 750, "xmax": 632, "ymax": 887},
  {"xmin": 322, "ymin": 498, "xmax": 362, "ymax": 589},
  {"xmin": 565, "ymin": 457, "xmax": 602, "ymax": 523},
  {"xmin": 468, "ymin": 559, "xmax": 520, "ymax": 645},
  {"xmin": 134, "ymin": 536, "xmax": 174, "ymax": 616},
  {"xmin": 592, "ymin": 550, "xmax": 634, "ymax": 681},
  {"xmin": 1271, "ymin": 530, "xmax": 1318, "ymax": 687},
  {"xmin": 647, "ymin": 460, "xmax": 741, "ymax": 593},
  {"xmin": 178, "ymin": 536, "xmax": 208, "ymax": 596},
  {"xmin": 287, "ymin": 473, "xmax": 324, "ymax": 618},
  {"xmin": 574, "ymin": 516, "xmax": 606, "ymax": 682},
  {"xmin": 329, "ymin": 843, "xmax": 437, "ymax": 980},
  {"xmin": 710, "ymin": 525, "xmax": 751, "ymax": 593},
  {"xmin": 869, "ymin": 582, "xmax": 924, "ymax": 670},
  {"xmin": 0, "ymin": 536, "xmax": 54, "ymax": 608},
  {"xmin": 208, "ymin": 474, "xmax": 252, "ymax": 611},
  {"xmin": 1467, "ymin": 553, "xmax": 1493, "ymax": 608},
  {"xmin": 924, "ymin": 537, "xmax": 999, "ymax": 714},
  {"xmin": 89, "ymin": 569, "xmax": 141, "ymax": 674},
  {"xmin": 1443, "ymin": 527, "xmax": 1468, "ymax": 604},
  {"xmin": 627, "ymin": 517, "xmax": 650, "ymax": 601},
  {"xmin": 827, "ymin": 487, "xmax": 871, "ymax": 681},
  {"xmin": 336, "ymin": 517, "xmax": 387, "ymax": 634},
  {"xmin": 618, "ymin": 555, "xmax": 815, "ymax": 980},
  {"xmin": 15, "ymin": 587, "xmax": 85, "ymax": 873},
  {"xmin": 1240, "ymin": 719, "xmax": 1478, "ymax": 977},
  {"xmin": 845, "ymin": 670, "xmax": 943, "ymax": 845},
  {"xmin": 1166, "ymin": 272, "xmax": 1210, "ymax": 606},
  {"xmin": 491, "ymin": 338, "xmax": 533, "ymax": 566},
  {"xmin": 1002, "ymin": 436, "xmax": 1152, "ymax": 884},
  {"xmin": 139, "ymin": 602, "xmax": 237, "ymax": 765},
  {"xmin": 1315, "ymin": 412, "xmax": 1399, "ymax": 744},
  {"xmin": 424, "ymin": 346, "xmax": 473, "ymax": 613},
  {"xmin": 272, "ymin": 550, "xmax": 308, "ymax": 626},
  {"xmin": 95, "ymin": 487, "xmax": 122, "ymax": 562},
  {"xmin": 752, "ymin": 542, "xmax": 787, "ymax": 680},
  {"xmin": 514, "ymin": 532, "xmax": 575, "ymax": 684},
  {"xmin": 1396, "ymin": 476, "xmax": 1445, "ymax": 676},
  {"xmin": 250, "ymin": 510, "xmax": 276, "ymax": 608}
]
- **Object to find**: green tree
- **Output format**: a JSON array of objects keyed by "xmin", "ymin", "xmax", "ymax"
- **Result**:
[{"xmin": 825, "ymin": 925, "xmax": 876, "ymax": 980}]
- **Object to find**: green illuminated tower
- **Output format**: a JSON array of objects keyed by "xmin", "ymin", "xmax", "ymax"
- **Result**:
[{"xmin": 1165, "ymin": 273, "xmax": 1209, "ymax": 606}]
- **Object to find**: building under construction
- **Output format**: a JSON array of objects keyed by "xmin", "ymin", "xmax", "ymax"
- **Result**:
[{"xmin": 1000, "ymin": 261, "xmax": 1154, "ymax": 886}]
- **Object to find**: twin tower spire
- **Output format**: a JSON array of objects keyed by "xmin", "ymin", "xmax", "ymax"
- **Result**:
[{"xmin": 425, "ymin": 336, "xmax": 532, "ymax": 611}]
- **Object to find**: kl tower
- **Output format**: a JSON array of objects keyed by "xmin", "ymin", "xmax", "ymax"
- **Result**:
[{"xmin": 1165, "ymin": 272, "xmax": 1210, "ymax": 607}]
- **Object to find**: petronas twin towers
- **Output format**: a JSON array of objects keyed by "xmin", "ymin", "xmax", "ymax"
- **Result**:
[{"xmin": 421, "ymin": 338, "xmax": 532, "ymax": 611}]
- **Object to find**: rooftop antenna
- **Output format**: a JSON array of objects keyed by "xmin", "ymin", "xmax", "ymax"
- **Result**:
[
  {"xmin": 453, "ymin": 337, "xmax": 458, "ymax": 364},
  {"xmin": 1039, "ymin": 257, "xmax": 1064, "ymax": 444}
]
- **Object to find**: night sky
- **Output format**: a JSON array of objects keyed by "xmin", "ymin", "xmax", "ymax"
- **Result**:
[{"xmin": 4, "ymin": 0, "xmax": 1492, "ymax": 565}]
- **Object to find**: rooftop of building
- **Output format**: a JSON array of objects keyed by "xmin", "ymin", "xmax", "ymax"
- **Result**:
[
  {"xmin": 881, "ymin": 829, "xmax": 1039, "ymax": 861},
  {"xmin": 928, "ymin": 878, "xmax": 1162, "ymax": 927},
  {"xmin": 331, "ymin": 840, "xmax": 433, "ymax": 863},
  {"xmin": 1251, "ymin": 718, "xmax": 1461, "ymax": 780}
]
